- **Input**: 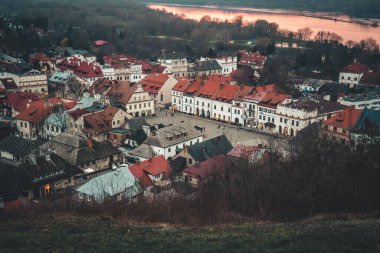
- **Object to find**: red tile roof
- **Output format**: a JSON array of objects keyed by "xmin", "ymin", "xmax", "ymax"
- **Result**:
[
  {"xmin": 239, "ymin": 51, "xmax": 266, "ymax": 66},
  {"xmin": 103, "ymin": 54, "xmax": 137, "ymax": 68},
  {"xmin": 324, "ymin": 107, "xmax": 363, "ymax": 129},
  {"xmin": 91, "ymin": 79, "xmax": 137, "ymax": 105},
  {"xmin": 184, "ymin": 78, "xmax": 203, "ymax": 95},
  {"xmin": 244, "ymin": 84, "xmax": 284, "ymax": 102},
  {"xmin": 214, "ymin": 84, "xmax": 241, "ymax": 102},
  {"xmin": 258, "ymin": 93, "xmax": 289, "ymax": 108},
  {"xmin": 173, "ymin": 77, "xmax": 191, "ymax": 92},
  {"xmin": 74, "ymin": 62, "xmax": 103, "ymax": 79},
  {"xmin": 83, "ymin": 106, "xmax": 120, "ymax": 135},
  {"xmin": 6, "ymin": 92, "xmax": 40, "ymax": 112},
  {"xmin": 129, "ymin": 155, "xmax": 172, "ymax": 187},
  {"xmin": 341, "ymin": 61, "xmax": 370, "ymax": 74},
  {"xmin": 197, "ymin": 80, "xmax": 222, "ymax": 98},
  {"xmin": 184, "ymin": 155, "xmax": 231, "ymax": 179},
  {"xmin": 141, "ymin": 74, "xmax": 170, "ymax": 94},
  {"xmin": 56, "ymin": 57, "xmax": 81, "ymax": 72},
  {"xmin": 94, "ymin": 40, "xmax": 108, "ymax": 46},
  {"xmin": 15, "ymin": 98, "xmax": 77, "ymax": 123},
  {"xmin": 67, "ymin": 109, "xmax": 89, "ymax": 121}
]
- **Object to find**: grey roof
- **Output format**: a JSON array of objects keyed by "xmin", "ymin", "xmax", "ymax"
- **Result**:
[
  {"xmin": 43, "ymin": 133, "xmax": 121, "ymax": 166},
  {"xmin": 282, "ymin": 97, "xmax": 347, "ymax": 114},
  {"xmin": 0, "ymin": 135, "xmax": 47, "ymax": 158},
  {"xmin": 128, "ymin": 144, "xmax": 155, "ymax": 159},
  {"xmin": 44, "ymin": 111, "xmax": 67, "ymax": 128},
  {"xmin": 159, "ymin": 51, "xmax": 186, "ymax": 60},
  {"xmin": 193, "ymin": 60, "xmax": 222, "ymax": 72},
  {"xmin": 144, "ymin": 123, "xmax": 202, "ymax": 148},
  {"xmin": 76, "ymin": 164, "xmax": 141, "ymax": 202},
  {"xmin": 187, "ymin": 134, "xmax": 233, "ymax": 163},
  {"xmin": 127, "ymin": 117, "xmax": 150, "ymax": 131},
  {"xmin": 22, "ymin": 153, "xmax": 80, "ymax": 185}
]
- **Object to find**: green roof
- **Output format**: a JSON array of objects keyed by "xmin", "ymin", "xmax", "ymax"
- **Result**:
[
  {"xmin": 354, "ymin": 108, "xmax": 380, "ymax": 129},
  {"xmin": 187, "ymin": 134, "xmax": 233, "ymax": 163},
  {"xmin": 110, "ymin": 128, "xmax": 130, "ymax": 134},
  {"xmin": 76, "ymin": 165, "xmax": 141, "ymax": 202}
]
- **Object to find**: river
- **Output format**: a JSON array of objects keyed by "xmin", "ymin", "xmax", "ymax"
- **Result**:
[{"xmin": 148, "ymin": 4, "xmax": 380, "ymax": 43}]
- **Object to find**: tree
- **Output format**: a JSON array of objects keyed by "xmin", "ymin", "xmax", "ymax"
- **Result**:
[{"xmin": 359, "ymin": 37, "xmax": 379, "ymax": 52}]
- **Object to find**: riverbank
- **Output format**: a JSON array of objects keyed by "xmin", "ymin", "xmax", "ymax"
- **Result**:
[
  {"xmin": 1, "ymin": 213, "xmax": 379, "ymax": 252},
  {"xmin": 145, "ymin": 0, "xmax": 380, "ymax": 19},
  {"xmin": 147, "ymin": 3, "xmax": 379, "ymax": 27}
]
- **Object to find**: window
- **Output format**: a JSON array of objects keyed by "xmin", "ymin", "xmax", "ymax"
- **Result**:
[
  {"xmin": 160, "ymin": 94, "xmax": 163, "ymax": 101},
  {"xmin": 292, "ymin": 120, "xmax": 294, "ymax": 126},
  {"xmin": 79, "ymin": 193, "xmax": 83, "ymax": 199},
  {"xmin": 87, "ymin": 195, "xmax": 91, "ymax": 202},
  {"xmin": 20, "ymin": 122, "xmax": 23, "ymax": 127},
  {"xmin": 296, "ymin": 121, "xmax": 299, "ymax": 127},
  {"xmin": 168, "ymin": 148, "xmax": 171, "ymax": 152},
  {"xmin": 189, "ymin": 158, "xmax": 193, "ymax": 164},
  {"xmin": 280, "ymin": 117, "xmax": 282, "ymax": 123}
]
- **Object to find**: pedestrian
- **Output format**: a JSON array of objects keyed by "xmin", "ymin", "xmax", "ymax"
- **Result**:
[
  {"xmin": 166, "ymin": 112, "xmax": 168, "ymax": 116},
  {"xmin": 171, "ymin": 112, "xmax": 174, "ymax": 117},
  {"xmin": 218, "ymin": 124, "xmax": 221, "ymax": 129}
]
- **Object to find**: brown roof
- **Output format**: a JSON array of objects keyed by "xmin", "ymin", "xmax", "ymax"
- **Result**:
[{"xmin": 83, "ymin": 106, "xmax": 121, "ymax": 135}]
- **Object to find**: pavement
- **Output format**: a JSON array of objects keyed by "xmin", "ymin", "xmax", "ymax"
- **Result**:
[{"xmin": 146, "ymin": 109, "xmax": 288, "ymax": 149}]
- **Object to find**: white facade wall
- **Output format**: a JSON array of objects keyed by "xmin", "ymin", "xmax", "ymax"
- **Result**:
[
  {"xmin": 216, "ymin": 56, "xmax": 237, "ymax": 75},
  {"xmin": 183, "ymin": 95, "xmax": 195, "ymax": 114},
  {"xmin": 125, "ymin": 85, "xmax": 155, "ymax": 117},
  {"xmin": 212, "ymin": 100, "xmax": 232, "ymax": 122},
  {"xmin": 151, "ymin": 136, "xmax": 203, "ymax": 160},
  {"xmin": 171, "ymin": 90, "xmax": 184, "ymax": 111},
  {"xmin": 194, "ymin": 97, "xmax": 212, "ymax": 117},
  {"xmin": 339, "ymin": 72, "xmax": 363, "ymax": 88},
  {"xmin": 338, "ymin": 97, "xmax": 380, "ymax": 110}
]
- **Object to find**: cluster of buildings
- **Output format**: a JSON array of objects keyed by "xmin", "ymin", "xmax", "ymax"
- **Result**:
[{"xmin": 0, "ymin": 45, "xmax": 379, "ymax": 208}]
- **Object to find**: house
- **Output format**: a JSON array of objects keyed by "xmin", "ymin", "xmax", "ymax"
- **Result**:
[
  {"xmin": 3, "ymin": 69, "xmax": 48, "ymax": 94},
  {"xmin": 350, "ymin": 108, "xmax": 380, "ymax": 149},
  {"xmin": 243, "ymin": 84, "xmax": 288, "ymax": 129},
  {"xmin": 291, "ymin": 78, "xmax": 328, "ymax": 93},
  {"xmin": 75, "ymin": 164, "xmax": 142, "ymax": 203},
  {"xmin": 82, "ymin": 106, "xmax": 130, "ymax": 142},
  {"xmin": 339, "ymin": 60, "xmax": 371, "ymax": 89},
  {"xmin": 215, "ymin": 56, "xmax": 238, "ymax": 75},
  {"xmin": 0, "ymin": 135, "xmax": 47, "ymax": 166},
  {"xmin": 3, "ymin": 92, "xmax": 39, "ymax": 117},
  {"xmin": 43, "ymin": 109, "xmax": 67, "ymax": 139},
  {"xmin": 129, "ymin": 155, "xmax": 172, "ymax": 190},
  {"xmin": 73, "ymin": 62, "xmax": 103, "ymax": 87},
  {"xmin": 338, "ymin": 92, "xmax": 380, "ymax": 110},
  {"xmin": 183, "ymin": 154, "xmax": 233, "ymax": 187},
  {"xmin": 18, "ymin": 151, "xmax": 80, "ymax": 199},
  {"xmin": 15, "ymin": 98, "xmax": 76, "ymax": 139},
  {"xmin": 192, "ymin": 59, "xmax": 222, "ymax": 77},
  {"xmin": 141, "ymin": 74, "xmax": 178, "ymax": 105},
  {"xmin": 102, "ymin": 54, "xmax": 144, "ymax": 82},
  {"xmin": 48, "ymin": 72, "xmax": 76, "ymax": 98},
  {"xmin": 238, "ymin": 51, "xmax": 267, "ymax": 70},
  {"xmin": 276, "ymin": 97, "xmax": 347, "ymax": 136},
  {"xmin": 157, "ymin": 51, "xmax": 189, "ymax": 77},
  {"xmin": 143, "ymin": 122, "xmax": 203, "ymax": 160},
  {"xmin": 42, "ymin": 133, "xmax": 122, "ymax": 174},
  {"xmin": 320, "ymin": 107, "xmax": 363, "ymax": 145},
  {"xmin": 173, "ymin": 77, "xmax": 203, "ymax": 114},
  {"xmin": 194, "ymin": 78, "xmax": 223, "ymax": 118},
  {"xmin": 128, "ymin": 144, "xmax": 156, "ymax": 162},
  {"xmin": 123, "ymin": 117, "xmax": 151, "ymax": 148},
  {"xmin": 66, "ymin": 108, "xmax": 90, "ymax": 136},
  {"xmin": 0, "ymin": 78, "xmax": 18, "ymax": 97},
  {"xmin": 91, "ymin": 79, "xmax": 155, "ymax": 117},
  {"xmin": 175, "ymin": 134, "xmax": 233, "ymax": 167},
  {"xmin": 317, "ymin": 82, "xmax": 349, "ymax": 102}
]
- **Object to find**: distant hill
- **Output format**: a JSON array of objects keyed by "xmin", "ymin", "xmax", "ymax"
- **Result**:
[{"xmin": 146, "ymin": 0, "xmax": 380, "ymax": 18}]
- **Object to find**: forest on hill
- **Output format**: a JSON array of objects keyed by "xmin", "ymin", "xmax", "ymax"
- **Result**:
[{"xmin": 146, "ymin": 0, "xmax": 380, "ymax": 18}]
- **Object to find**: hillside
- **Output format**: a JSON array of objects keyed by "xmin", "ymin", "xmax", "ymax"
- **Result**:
[
  {"xmin": 1, "ymin": 214, "xmax": 380, "ymax": 252},
  {"xmin": 146, "ymin": 0, "xmax": 380, "ymax": 18}
]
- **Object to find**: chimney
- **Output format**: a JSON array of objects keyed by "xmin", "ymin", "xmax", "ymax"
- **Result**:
[
  {"xmin": 30, "ymin": 154, "xmax": 37, "ymax": 165},
  {"xmin": 87, "ymin": 136, "xmax": 94, "ymax": 152},
  {"xmin": 142, "ymin": 125, "xmax": 150, "ymax": 137}
]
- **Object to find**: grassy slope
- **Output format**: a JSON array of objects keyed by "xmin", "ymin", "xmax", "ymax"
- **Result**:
[{"xmin": 1, "ymin": 214, "xmax": 380, "ymax": 252}]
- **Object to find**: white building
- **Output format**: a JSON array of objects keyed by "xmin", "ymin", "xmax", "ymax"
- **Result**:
[
  {"xmin": 338, "ymin": 92, "xmax": 380, "ymax": 110},
  {"xmin": 141, "ymin": 74, "xmax": 178, "ymax": 105},
  {"xmin": 2, "ymin": 69, "xmax": 48, "ymax": 94},
  {"xmin": 339, "ymin": 61, "xmax": 370, "ymax": 89},
  {"xmin": 276, "ymin": 97, "xmax": 347, "ymax": 136},
  {"xmin": 157, "ymin": 52, "xmax": 189, "ymax": 77},
  {"xmin": 215, "ymin": 56, "xmax": 238, "ymax": 75},
  {"xmin": 143, "ymin": 122, "xmax": 203, "ymax": 160}
]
